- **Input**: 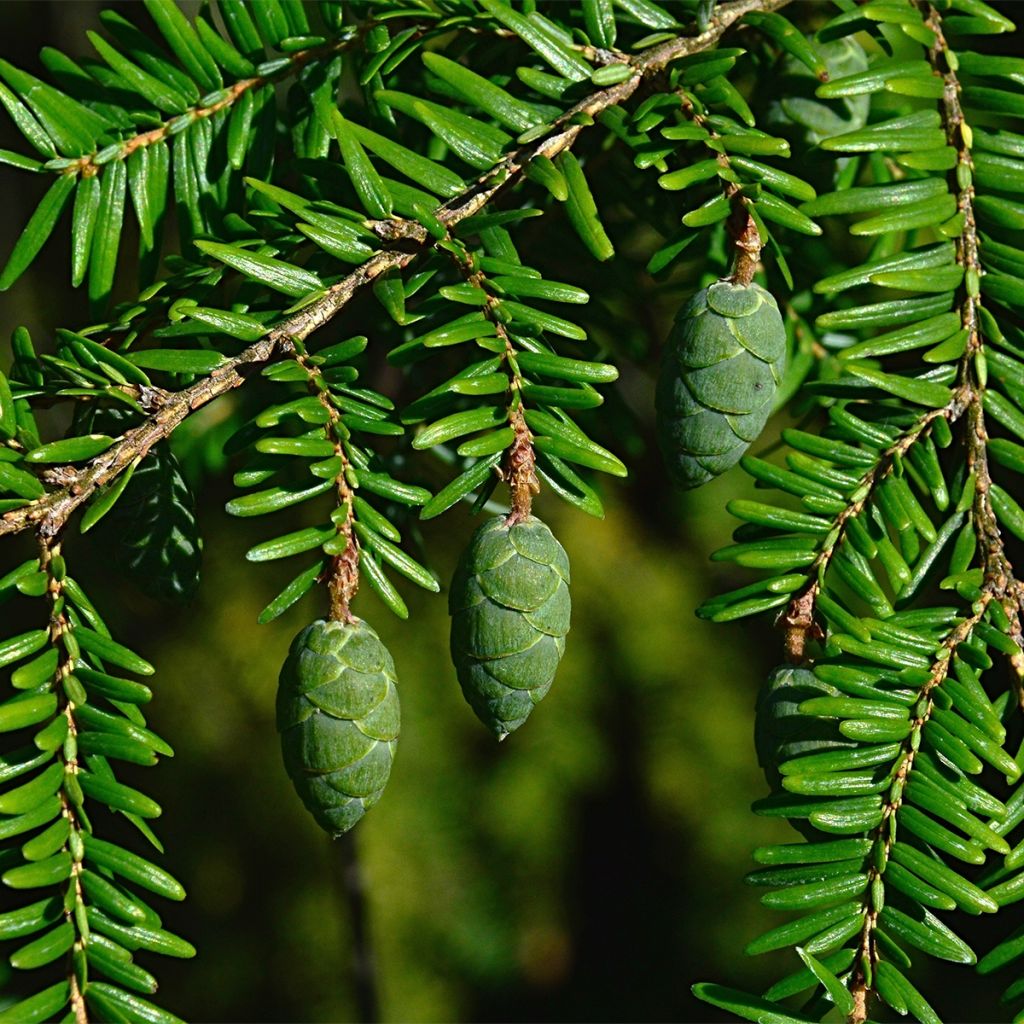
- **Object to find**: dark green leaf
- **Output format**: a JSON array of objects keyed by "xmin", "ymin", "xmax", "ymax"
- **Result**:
[
  {"xmin": 246, "ymin": 525, "xmax": 335, "ymax": 562},
  {"xmin": 9, "ymin": 920, "xmax": 74, "ymax": 969},
  {"xmin": 747, "ymin": 12, "xmax": 827, "ymax": 77},
  {"xmin": 129, "ymin": 349, "xmax": 228, "ymax": 374},
  {"xmin": 423, "ymin": 53, "xmax": 542, "ymax": 134},
  {"xmin": 0, "ymin": 980, "xmax": 70, "ymax": 1024},
  {"xmin": 325, "ymin": 109, "xmax": 393, "ymax": 219},
  {"xmin": 878, "ymin": 904, "xmax": 976, "ymax": 963},
  {"xmin": 184, "ymin": 307, "xmax": 268, "ymax": 341},
  {"xmin": 357, "ymin": 550, "xmax": 407, "ymax": 620},
  {"xmin": 74, "ymin": 627, "xmax": 154, "ymax": 675},
  {"xmin": 86, "ymin": 981, "xmax": 185, "ymax": 1024},
  {"xmin": 479, "ymin": 0, "xmax": 591, "ymax": 81},
  {"xmin": 0, "ymin": 173, "xmax": 74, "ymax": 291},
  {"xmin": 348, "ymin": 121, "xmax": 464, "ymax": 198},
  {"xmin": 89, "ymin": 159, "xmax": 128, "ymax": 311},
  {"xmin": 225, "ymin": 478, "xmax": 333, "ymax": 517},
  {"xmin": 82, "ymin": 834, "xmax": 184, "ymax": 901},
  {"xmin": 691, "ymin": 983, "xmax": 814, "ymax": 1024},
  {"xmin": 143, "ymin": 0, "xmax": 221, "ymax": 93},
  {"xmin": 413, "ymin": 406, "xmax": 507, "ymax": 450},
  {"xmin": 87, "ymin": 32, "xmax": 187, "ymax": 114},
  {"xmin": 78, "ymin": 771, "xmax": 161, "ymax": 818},
  {"xmin": 196, "ymin": 241, "xmax": 322, "ymax": 298},
  {"xmin": 558, "ymin": 151, "xmax": 614, "ymax": 261},
  {"xmin": 0, "ymin": 60, "xmax": 110, "ymax": 154}
]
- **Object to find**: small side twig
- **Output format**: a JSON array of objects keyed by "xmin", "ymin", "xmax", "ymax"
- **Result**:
[
  {"xmin": 288, "ymin": 342, "xmax": 360, "ymax": 623},
  {"xmin": 505, "ymin": 407, "xmax": 538, "ymax": 525},
  {"xmin": 778, "ymin": 403, "xmax": 954, "ymax": 660},
  {"xmin": 728, "ymin": 205, "xmax": 762, "ymax": 287}
]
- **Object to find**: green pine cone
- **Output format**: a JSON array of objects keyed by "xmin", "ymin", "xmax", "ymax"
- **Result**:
[
  {"xmin": 655, "ymin": 280, "xmax": 785, "ymax": 490},
  {"xmin": 766, "ymin": 37, "xmax": 870, "ymax": 145},
  {"xmin": 755, "ymin": 665, "xmax": 854, "ymax": 786},
  {"xmin": 449, "ymin": 515, "xmax": 571, "ymax": 739},
  {"xmin": 755, "ymin": 665, "xmax": 855, "ymax": 840},
  {"xmin": 277, "ymin": 618, "xmax": 400, "ymax": 836}
]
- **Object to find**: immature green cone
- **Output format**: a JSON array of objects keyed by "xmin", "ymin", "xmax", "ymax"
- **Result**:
[
  {"xmin": 766, "ymin": 37, "xmax": 870, "ymax": 146},
  {"xmin": 656, "ymin": 280, "xmax": 785, "ymax": 490},
  {"xmin": 449, "ymin": 515, "xmax": 571, "ymax": 739},
  {"xmin": 755, "ymin": 665, "xmax": 854, "ymax": 840},
  {"xmin": 764, "ymin": 38, "xmax": 869, "ymax": 191},
  {"xmin": 755, "ymin": 665, "xmax": 853, "ymax": 788},
  {"xmin": 277, "ymin": 618, "xmax": 399, "ymax": 836}
]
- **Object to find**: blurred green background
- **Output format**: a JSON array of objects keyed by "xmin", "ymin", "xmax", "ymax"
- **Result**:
[{"xmin": 0, "ymin": 3, "xmax": 1017, "ymax": 1022}]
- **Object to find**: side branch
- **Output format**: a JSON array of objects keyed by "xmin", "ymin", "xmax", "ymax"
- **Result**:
[
  {"xmin": 847, "ymin": 594, "xmax": 993, "ymax": 1024},
  {"xmin": 924, "ymin": 4, "xmax": 1015, "ymax": 591},
  {"xmin": 39, "ymin": 534, "xmax": 88, "ymax": 1024},
  {"xmin": 442, "ymin": 245, "xmax": 537, "ymax": 523},
  {"xmin": 781, "ymin": 402, "xmax": 955, "ymax": 662},
  {"xmin": 785, "ymin": 0, "xmax": 1020, "ymax": 660},
  {"xmin": 67, "ymin": 32, "xmax": 363, "ymax": 179},
  {"xmin": 373, "ymin": 0, "xmax": 791, "ymax": 246},
  {"xmin": 290, "ymin": 343, "xmax": 361, "ymax": 623},
  {"xmin": 919, "ymin": 5, "xmax": 1021, "ymax": 650},
  {"xmin": 1, "ymin": 0, "xmax": 788, "ymax": 540}
]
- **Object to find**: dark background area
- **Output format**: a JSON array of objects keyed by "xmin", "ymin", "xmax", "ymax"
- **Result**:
[{"xmin": 0, "ymin": 3, "xmax": 1020, "ymax": 1022}]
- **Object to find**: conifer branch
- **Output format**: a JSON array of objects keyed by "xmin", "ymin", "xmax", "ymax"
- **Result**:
[
  {"xmin": 847, "ymin": 595, "xmax": 993, "ymax": 1023},
  {"xmin": 844, "ymin": 8, "xmax": 1020, "ymax": 1016},
  {"xmin": 781, "ymin": 404, "xmax": 953, "ymax": 663},
  {"xmin": 0, "ymin": 0, "xmax": 788, "ymax": 541},
  {"xmin": 291, "ymin": 342, "xmax": 360, "ymax": 623},
  {"xmin": 443, "ymin": 241, "xmax": 537, "ymax": 522},
  {"xmin": 922, "ymin": 3, "xmax": 1017, "ymax": 595},
  {"xmin": 38, "ymin": 534, "xmax": 89, "ymax": 1024},
  {"xmin": 783, "ymin": 0, "xmax": 1022, "ymax": 660}
]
